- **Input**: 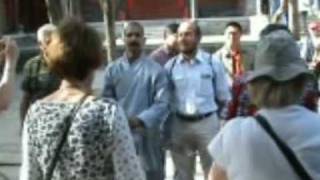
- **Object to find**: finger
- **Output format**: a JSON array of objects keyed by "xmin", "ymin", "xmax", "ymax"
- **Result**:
[
  {"xmin": 1, "ymin": 36, "xmax": 10, "ymax": 46},
  {"xmin": 0, "ymin": 38, "xmax": 5, "ymax": 51},
  {"xmin": 5, "ymin": 38, "xmax": 18, "ymax": 52}
]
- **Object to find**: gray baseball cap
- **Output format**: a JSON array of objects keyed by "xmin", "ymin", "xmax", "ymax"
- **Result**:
[{"xmin": 247, "ymin": 30, "xmax": 312, "ymax": 82}]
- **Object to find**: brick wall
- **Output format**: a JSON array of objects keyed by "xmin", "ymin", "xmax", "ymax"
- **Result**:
[{"xmin": 125, "ymin": 0, "xmax": 188, "ymax": 20}]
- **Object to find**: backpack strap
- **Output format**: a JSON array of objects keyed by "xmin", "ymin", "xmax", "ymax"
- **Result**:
[
  {"xmin": 45, "ymin": 94, "xmax": 89, "ymax": 180},
  {"xmin": 168, "ymin": 57, "xmax": 178, "ymax": 90},
  {"xmin": 255, "ymin": 115, "xmax": 313, "ymax": 180}
]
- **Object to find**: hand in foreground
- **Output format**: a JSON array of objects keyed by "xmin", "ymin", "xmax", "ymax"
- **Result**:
[{"xmin": 0, "ymin": 37, "xmax": 19, "ymax": 68}]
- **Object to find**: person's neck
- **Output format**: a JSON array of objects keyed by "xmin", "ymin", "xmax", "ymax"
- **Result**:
[
  {"xmin": 182, "ymin": 49, "xmax": 198, "ymax": 62},
  {"xmin": 164, "ymin": 44, "xmax": 177, "ymax": 55},
  {"xmin": 227, "ymin": 43, "xmax": 241, "ymax": 53},
  {"xmin": 59, "ymin": 78, "xmax": 92, "ymax": 94},
  {"xmin": 126, "ymin": 51, "xmax": 142, "ymax": 64}
]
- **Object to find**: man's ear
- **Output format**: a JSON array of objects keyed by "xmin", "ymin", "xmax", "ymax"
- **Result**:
[
  {"xmin": 163, "ymin": 31, "xmax": 167, "ymax": 40},
  {"xmin": 143, "ymin": 37, "xmax": 146, "ymax": 46},
  {"xmin": 197, "ymin": 36, "xmax": 202, "ymax": 44}
]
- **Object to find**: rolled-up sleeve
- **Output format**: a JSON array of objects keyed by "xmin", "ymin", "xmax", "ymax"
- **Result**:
[{"xmin": 137, "ymin": 69, "xmax": 170, "ymax": 129}]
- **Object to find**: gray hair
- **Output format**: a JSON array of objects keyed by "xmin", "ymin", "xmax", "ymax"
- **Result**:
[
  {"xmin": 122, "ymin": 21, "xmax": 144, "ymax": 37},
  {"xmin": 37, "ymin": 24, "xmax": 57, "ymax": 44}
]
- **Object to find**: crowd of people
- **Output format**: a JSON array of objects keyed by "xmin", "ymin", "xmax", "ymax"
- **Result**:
[{"xmin": 1, "ymin": 16, "xmax": 320, "ymax": 180}]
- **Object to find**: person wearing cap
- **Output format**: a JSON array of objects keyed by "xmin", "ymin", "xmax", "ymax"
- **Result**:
[
  {"xmin": 20, "ymin": 24, "xmax": 61, "ymax": 123},
  {"xmin": 208, "ymin": 26, "xmax": 320, "ymax": 180},
  {"xmin": 0, "ymin": 37, "xmax": 19, "ymax": 112},
  {"xmin": 165, "ymin": 21, "xmax": 230, "ymax": 180}
]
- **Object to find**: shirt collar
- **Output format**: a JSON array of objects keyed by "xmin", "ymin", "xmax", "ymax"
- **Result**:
[
  {"xmin": 177, "ymin": 49, "xmax": 206, "ymax": 64},
  {"xmin": 121, "ymin": 52, "xmax": 146, "ymax": 66},
  {"xmin": 221, "ymin": 46, "xmax": 243, "ymax": 57}
]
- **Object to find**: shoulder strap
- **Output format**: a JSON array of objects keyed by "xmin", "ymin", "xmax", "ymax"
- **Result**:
[
  {"xmin": 169, "ymin": 57, "xmax": 178, "ymax": 76},
  {"xmin": 255, "ymin": 115, "xmax": 313, "ymax": 180},
  {"xmin": 207, "ymin": 54, "xmax": 218, "ymax": 97},
  {"xmin": 168, "ymin": 57, "xmax": 178, "ymax": 91},
  {"xmin": 45, "ymin": 94, "xmax": 89, "ymax": 180}
]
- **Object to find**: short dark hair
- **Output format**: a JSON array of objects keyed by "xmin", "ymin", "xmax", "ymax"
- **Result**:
[
  {"xmin": 48, "ymin": 18, "xmax": 103, "ymax": 81},
  {"xmin": 260, "ymin": 24, "xmax": 291, "ymax": 37},
  {"xmin": 225, "ymin": 21, "xmax": 243, "ymax": 33},
  {"xmin": 165, "ymin": 23, "xmax": 179, "ymax": 34},
  {"xmin": 123, "ymin": 21, "xmax": 144, "ymax": 36}
]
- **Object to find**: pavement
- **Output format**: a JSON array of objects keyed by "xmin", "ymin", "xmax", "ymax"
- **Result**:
[{"xmin": 0, "ymin": 71, "xmax": 205, "ymax": 180}]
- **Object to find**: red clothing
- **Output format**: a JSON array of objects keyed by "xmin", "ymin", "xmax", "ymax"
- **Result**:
[
  {"xmin": 226, "ymin": 74, "xmax": 257, "ymax": 120},
  {"xmin": 231, "ymin": 51, "xmax": 244, "ymax": 78}
]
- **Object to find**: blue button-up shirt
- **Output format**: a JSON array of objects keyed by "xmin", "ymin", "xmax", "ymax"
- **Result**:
[
  {"xmin": 102, "ymin": 54, "xmax": 170, "ymax": 171},
  {"xmin": 102, "ymin": 54, "xmax": 170, "ymax": 128},
  {"xmin": 165, "ymin": 49, "xmax": 231, "ymax": 115}
]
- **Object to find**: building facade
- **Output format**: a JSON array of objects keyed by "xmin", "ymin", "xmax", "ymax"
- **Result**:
[{"xmin": 0, "ymin": 0, "xmax": 259, "ymax": 34}]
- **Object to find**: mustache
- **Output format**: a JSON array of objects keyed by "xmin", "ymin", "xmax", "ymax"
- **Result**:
[{"xmin": 129, "ymin": 41, "xmax": 140, "ymax": 46}]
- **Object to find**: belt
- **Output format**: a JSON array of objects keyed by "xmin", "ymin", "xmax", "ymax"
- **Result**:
[{"xmin": 176, "ymin": 112, "xmax": 214, "ymax": 122}]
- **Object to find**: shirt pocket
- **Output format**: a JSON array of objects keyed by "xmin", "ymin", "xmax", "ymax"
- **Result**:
[
  {"xmin": 172, "ymin": 75, "xmax": 186, "ymax": 91},
  {"xmin": 199, "ymin": 72, "xmax": 214, "ymax": 96}
]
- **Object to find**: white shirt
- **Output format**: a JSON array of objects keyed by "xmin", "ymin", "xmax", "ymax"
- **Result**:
[{"xmin": 208, "ymin": 105, "xmax": 320, "ymax": 180}]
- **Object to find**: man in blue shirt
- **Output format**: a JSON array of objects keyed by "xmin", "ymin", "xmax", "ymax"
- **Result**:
[
  {"xmin": 165, "ymin": 21, "xmax": 231, "ymax": 180},
  {"xmin": 102, "ymin": 22, "xmax": 170, "ymax": 180}
]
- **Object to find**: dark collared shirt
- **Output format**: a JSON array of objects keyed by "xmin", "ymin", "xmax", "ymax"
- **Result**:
[
  {"xmin": 21, "ymin": 55, "xmax": 61, "ymax": 103},
  {"xmin": 150, "ymin": 46, "xmax": 178, "ymax": 66}
]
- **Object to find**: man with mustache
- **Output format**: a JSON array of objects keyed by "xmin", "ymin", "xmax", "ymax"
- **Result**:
[
  {"xmin": 102, "ymin": 22, "xmax": 170, "ymax": 180},
  {"xmin": 165, "ymin": 21, "xmax": 230, "ymax": 180}
]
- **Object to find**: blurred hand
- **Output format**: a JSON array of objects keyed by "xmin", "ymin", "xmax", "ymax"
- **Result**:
[
  {"xmin": 128, "ymin": 117, "xmax": 145, "ymax": 130},
  {"xmin": 0, "ymin": 37, "xmax": 19, "ymax": 67}
]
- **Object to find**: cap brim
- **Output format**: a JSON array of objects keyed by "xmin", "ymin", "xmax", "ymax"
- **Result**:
[{"xmin": 246, "ymin": 64, "xmax": 313, "ymax": 82}]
